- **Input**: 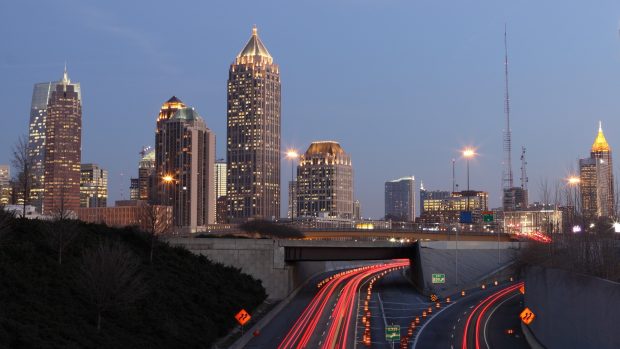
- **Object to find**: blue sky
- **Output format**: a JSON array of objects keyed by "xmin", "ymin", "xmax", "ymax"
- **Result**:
[{"xmin": 1, "ymin": 0, "xmax": 619, "ymax": 218}]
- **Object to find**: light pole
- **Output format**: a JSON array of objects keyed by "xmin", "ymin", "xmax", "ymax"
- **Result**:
[
  {"xmin": 286, "ymin": 150, "xmax": 299, "ymax": 221},
  {"xmin": 456, "ymin": 147, "xmax": 476, "ymax": 286},
  {"xmin": 567, "ymin": 176, "xmax": 580, "ymax": 230}
]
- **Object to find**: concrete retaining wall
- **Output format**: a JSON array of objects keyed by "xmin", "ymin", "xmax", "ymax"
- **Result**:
[{"xmin": 525, "ymin": 266, "xmax": 620, "ymax": 349}]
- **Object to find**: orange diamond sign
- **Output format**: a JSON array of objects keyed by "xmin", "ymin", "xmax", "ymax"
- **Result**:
[
  {"xmin": 520, "ymin": 307, "xmax": 535, "ymax": 325},
  {"xmin": 235, "ymin": 309, "xmax": 251, "ymax": 326},
  {"xmin": 519, "ymin": 285, "xmax": 525, "ymax": 294}
]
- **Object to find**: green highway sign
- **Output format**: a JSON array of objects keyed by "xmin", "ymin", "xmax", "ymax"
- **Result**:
[
  {"xmin": 482, "ymin": 211, "xmax": 494, "ymax": 222},
  {"xmin": 385, "ymin": 325, "xmax": 400, "ymax": 341},
  {"xmin": 432, "ymin": 273, "xmax": 446, "ymax": 284}
]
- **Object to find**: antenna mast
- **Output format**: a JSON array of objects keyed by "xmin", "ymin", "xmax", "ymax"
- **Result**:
[
  {"xmin": 520, "ymin": 147, "xmax": 528, "ymax": 191},
  {"xmin": 502, "ymin": 25, "xmax": 514, "ymax": 190}
]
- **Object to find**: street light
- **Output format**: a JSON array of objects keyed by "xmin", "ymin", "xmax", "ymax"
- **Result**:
[
  {"xmin": 285, "ymin": 149, "xmax": 299, "ymax": 221},
  {"xmin": 567, "ymin": 176, "xmax": 580, "ymax": 229}
]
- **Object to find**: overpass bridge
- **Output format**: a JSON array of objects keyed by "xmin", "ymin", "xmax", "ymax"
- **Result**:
[
  {"xmin": 299, "ymin": 230, "xmax": 514, "ymax": 242},
  {"xmin": 169, "ymin": 237, "xmax": 523, "ymax": 299}
]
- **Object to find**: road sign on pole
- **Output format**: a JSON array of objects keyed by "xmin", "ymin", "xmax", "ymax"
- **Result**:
[
  {"xmin": 519, "ymin": 307, "xmax": 535, "ymax": 325},
  {"xmin": 432, "ymin": 273, "xmax": 446, "ymax": 284},
  {"xmin": 235, "ymin": 309, "xmax": 251, "ymax": 326},
  {"xmin": 385, "ymin": 325, "xmax": 400, "ymax": 341}
]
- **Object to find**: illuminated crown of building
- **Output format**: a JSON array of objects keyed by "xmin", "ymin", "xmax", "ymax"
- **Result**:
[
  {"xmin": 591, "ymin": 121, "xmax": 610, "ymax": 152},
  {"xmin": 235, "ymin": 25, "xmax": 273, "ymax": 65},
  {"xmin": 158, "ymin": 96, "xmax": 186, "ymax": 121}
]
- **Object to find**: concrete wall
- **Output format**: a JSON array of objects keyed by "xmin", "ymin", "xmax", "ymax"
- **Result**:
[
  {"xmin": 169, "ymin": 238, "xmax": 294, "ymax": 300},
  {"xmin": 525, "ymin": 266, "xmax": 620, "ymax": 349},
  {"xmin": 414, "ymin": 241, "xmax": 522, "ymax": 296}
]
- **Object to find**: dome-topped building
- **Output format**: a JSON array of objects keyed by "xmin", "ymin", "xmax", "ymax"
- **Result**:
[{"xmin": 296, "ymin": 141, "xmax": 354, "ymax": 219}]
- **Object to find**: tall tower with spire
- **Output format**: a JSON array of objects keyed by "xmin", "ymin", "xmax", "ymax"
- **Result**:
[
  {"xmin": 580, "ymin": 122, "xmax": 615, "ymax": 220},
  {"xmin": 42, "ymin": 66, "xmax": 82, "ymax": 215},
  {"xmin": 226, "ymin": 26, "xmax": 281, "ymax": 221},
  {"xmin": 28, "ymin": 65, "xmax": 81, "ymax": 212}
]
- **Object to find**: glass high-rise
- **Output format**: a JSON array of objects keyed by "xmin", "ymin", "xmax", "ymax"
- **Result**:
[
  {"xmin": 42, "ymin": 68, "xmax": 82, "ymax": 215},
  {"xmin": 28, "ymin": 68, "xmax": 81, "ymax": 212},
  {"xmin": 155, "ymin": 97, "xmax": 216, "ymax": 230},
  {"xmin": 226, "ymin": 26, "xmax": 281, "ymax": 221},
  {"xmin": 385, "ymin": 177, "xmax": 416, "ymax": 222},
  {"xmin": 80, "ymin": 164, "xmax": 108, "ymax": 208}
]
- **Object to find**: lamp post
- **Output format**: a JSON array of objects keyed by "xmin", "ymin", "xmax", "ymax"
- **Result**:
[
  {"xmin": 455, "ymin": 147, "xmax": 476, "ymax": 286},
  {"xmin": 567, "ymin": 176, "xmax": 580, "ymax": 230},
  {"xmin": 286, "ymin": 150, "xmax": 299, "ymax": 221}
]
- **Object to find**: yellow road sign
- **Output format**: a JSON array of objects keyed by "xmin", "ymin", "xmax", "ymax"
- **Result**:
[
  {"xmin": 520, "ymin": 307, "xmax": 535, "ymax": 325},
  {"xmin": 235, "ymin": 309, "xmax": 251, "ymax": 326}
]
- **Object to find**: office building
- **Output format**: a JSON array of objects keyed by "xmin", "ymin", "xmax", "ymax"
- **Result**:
[
  {"xmin": 138, "ymin": 148, "xmax": 156, "ymax": 202},
  {"xmin": 296, "ymin": 141, "xmax": 353, "ymax": 219},
  {"xmin": 353, "ymin": 200, "xmax": 361, "ymax": 220},
  {"xmin": 580, "ymin": 123, "xmax": 614, "ymax": 220},
  {"xmin": 504, "ymin": 206, "xmax": 563, "ymax": 235},
  {"xmin": 43, "ymin": 68, "xmax": 82, "ymax": 215},
  {"xmin": 0, "ymin": 165, "xmax": 9, "ymax": 205},
  {"xmin": 215, "ymin": 159, "xmax": 227, "ymax": 223},
  {"xmin": 129, "ymin": 178, "xmax": 140, "ymax": 201},
  {"xmin": 419, "ymin": 190, "xmax": 488, "ymax": 224},
  {"xmin": 227, "ymin": 26, "xmax": 281, "ymax": 221},
  {"xmin": 419, "ymin": 185, "xmax": 451, "ymax": 217},
  {"xmin": 77, "ymin": 200, "xmax": 172, "ymax": 234},
  {"xmin": 385, "ymin": 176, "xmax": 415, "ymax": 222},
  {"xmin": 28, "ymin": 69, "xmax": 81, "ymax": 212},
  {"xmin": 80, "ymin": 164, "xmax": 108, "ymax": 208},
  {"xmin": 155, "ymin": 97, "xmax": 216, "ymax": 230}
]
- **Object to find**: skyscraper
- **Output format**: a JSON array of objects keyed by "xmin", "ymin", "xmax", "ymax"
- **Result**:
[
  {"xmin": 0, "ymin": 165, "xmax": 9, "ymax": 206},
  {"xmin": 580, "ymin": 122, "xmax": 614, "ymax": 220},
  {"xmin": 28, "ymin": 69, "xmax": 81, "ymax": 212},
  {"xmin": 215, "ymin": 159, "xmax": 227, "ymax": 223},
  {"xmin": 385, "ymin": 177, "xmax": 416, "ymax": 222},
  {"xmin": 138, "ymin": 147, "xmax": 156, "ymax": 202},
  {"xmin": 227, "ymin": 26, "xmax": 281, "ymax": 221},
  {"xmin": 155, "ymin": 97, "xmax": 215, "ymax": 230},
  {"xmin": 80, "ymin": 164, "xmax": 108, "ymax": 208},
  {"xmin": 42, "ymin": 68, "xmax": 82, "ymax": 215},
  {"xmin": 296, "ymin": 141, "xmax": 353, "ymax": 219}
]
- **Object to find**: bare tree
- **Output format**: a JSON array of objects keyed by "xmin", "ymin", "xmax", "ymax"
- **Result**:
[
  {"xmin": 77, "ymin": 240, "xmax": 147, "ymax": 331},
  {"xmin": 11, "ymin": 135, "xmax": 35, "ymax": 217},
  {"xmin": 139, "ymin": 203, "xmax": 171, "ymax": 263},
  {"xmin": 0, "ymin": 206, "xmax": 13, "ymax": 240},
  {"xmin": 45, "ymin": 219, "xmax": 79, "ymax": 265}
]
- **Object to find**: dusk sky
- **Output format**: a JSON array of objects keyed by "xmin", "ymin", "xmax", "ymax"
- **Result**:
[{"xmin": 1, "ymin": 0, "xmax": 620, "ymax": 218}]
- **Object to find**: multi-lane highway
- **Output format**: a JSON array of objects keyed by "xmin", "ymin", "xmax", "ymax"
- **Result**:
[
  {"xmin": 413, "ymin": 281, "xmax": 530, "ymax": 349},
  {"xmin": 245, "ymin": 261, "xmax": 529, "ymax": 349}
]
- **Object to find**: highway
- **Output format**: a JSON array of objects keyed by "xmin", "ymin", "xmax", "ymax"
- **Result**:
[
  {"xmin": 245, "ymin": 261, "xmax": 408, "ymax": 349},
  {"xmin": 413, "ymin": 281, "xmax": 530, "ymax": 349}
]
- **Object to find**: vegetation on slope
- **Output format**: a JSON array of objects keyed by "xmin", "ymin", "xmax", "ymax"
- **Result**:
[{"xmin": 0, "ymin": 214, "xmax": 266, "ymax": 348}]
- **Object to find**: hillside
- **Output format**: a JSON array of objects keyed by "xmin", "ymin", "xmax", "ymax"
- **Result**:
[{"xmin": 0, "ymin": 217, "xmax": 266, "ymax": 348}]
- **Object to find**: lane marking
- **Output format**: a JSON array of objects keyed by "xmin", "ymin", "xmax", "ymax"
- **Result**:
[{"xmin": 483, "ymin": 292, "xmax": 520, "ymax": 349}]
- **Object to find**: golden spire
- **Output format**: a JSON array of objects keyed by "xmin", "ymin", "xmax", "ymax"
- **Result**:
[
  {"xmin": 591, "ymin": 121, "xmax": 610, "ymax": 152},
  {"xmin": 236, "ymin": 25, "xmax": 273, "ymax": 63}
]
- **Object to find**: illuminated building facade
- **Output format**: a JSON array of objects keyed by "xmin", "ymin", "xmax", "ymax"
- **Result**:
[
  {"xmin": 28, "ymin": 70, "xmax": 81, "ymax": 212},
  {"xmin": 0, "ymin": 165, "xmax": 9, "ymax": 205},
  {"xmin": 580, "ymin": 123, "xmax": 614, "ymax": 220},
  {"xmin": 419, "ymin": 190, "xmax": 488, "ymax": 224},
  {"xmin": 296, "ymin": 141, "xmax": 353, "ymax": 219},
  {"xmin": 385, "ymin": 177, "xmax": 416, "ymax": 222},
  {"xmin": 130, "ymin": 178, "xmax": 140, "ymax": 200},
  {"xmin": 504, "ymin": 206, "xmax": 562, "ymax": 235},
  {"xmin": 419, "ymin": 186, "xmax": 450, "ymax": 217},
  {"xmin": 227, "ymin": 26, "xmax": 281, "ymax": 221},
  {"xmin": 139, "ymin": 148, "xmax": 156, "ymax": 202},
  {"xmin": 155, "ymin": 97, "xmax": 215, "ymax": 230},
  {"xmin": 77, "ymin": 200, "xmax": 172, "ymax": 233},
  {"xmin": 42, "ymin": 68, "xmax": 82, "ymax": 215},
  {"xmin": 80, "ymin": 164, "xmax": 108, "ymax": 208},
  {"xmin": 215, "ymin": 159, "xmax": 227, "ymax": 223}
]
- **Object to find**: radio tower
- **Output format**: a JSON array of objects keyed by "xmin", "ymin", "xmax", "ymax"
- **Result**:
[
  {"xmin": 502, "ymin": 25, "xmax": 514, "ymax": 190},
  {"xmin": 520, "ymin": 147, "xmax": 528, "ymax": 191}
]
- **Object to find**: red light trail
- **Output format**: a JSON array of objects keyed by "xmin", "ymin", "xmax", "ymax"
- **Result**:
[{"xmin": 278, "ymin": 261, "xmax": 408, "ymax": 349}]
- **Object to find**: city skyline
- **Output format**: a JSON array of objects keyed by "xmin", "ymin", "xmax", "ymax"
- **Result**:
[{"xmin": 2, "ymin": 1, "xmax": 620, "ymax": 218}]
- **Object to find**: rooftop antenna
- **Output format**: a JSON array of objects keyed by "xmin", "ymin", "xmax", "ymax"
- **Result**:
[
  {"xmin": 452, "ymin": 158, "xmax": 456, "ymax": 192},
  {"xmin": 502, "ymin": 24, "xmax": 514, "ymax": 190}
]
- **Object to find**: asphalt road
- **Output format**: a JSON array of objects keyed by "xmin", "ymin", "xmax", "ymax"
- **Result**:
[{"xmin": 412, "ymin": 282, "xmax": 530, "ymax": 349}]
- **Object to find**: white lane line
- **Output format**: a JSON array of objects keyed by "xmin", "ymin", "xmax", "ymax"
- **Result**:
[
  {"xmin": 483, "ymin": 292, "xmax": 520, "ymax": 349},
  {"xmin": 377, "ymin": 292, "xmax": 389, "ymax": 328},
  {"xmin": 412, "ymin": 300, "xmax": 459, "ymax": 349}
]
